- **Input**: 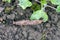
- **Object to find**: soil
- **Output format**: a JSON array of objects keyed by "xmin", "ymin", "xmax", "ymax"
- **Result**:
[{"xmin": 0, "ymin": 0, "xmax": 60, "ymax": 40}]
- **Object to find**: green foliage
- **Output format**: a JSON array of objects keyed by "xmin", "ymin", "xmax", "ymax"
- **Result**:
[
  {"xmin": 50, "ymin": 0, "xmax": 60, "ymax": 12},
  {"xmin": 30, "ymin": 10, "xmax": 48, "ymax": 22},
  {"xmin": 2, "ymin": 0, "xmax": 11, "ymax": 3},
  {"xmin": 31, "ymin": 2, "xmax": 41, "ymax": 11},
  {"xmin": 41, "ymin": 0, "xmax": 47, "ymax": 8},
  {"xmin": 56, "ymin": 5, "xmax": 60, "ymax": 12},
  {"xmin": 18, "ymin": 0, "xmax": 60, "ymax": 23},
  {"xmin": 50, "ymin": 0, "xmax": 60, "ymax": 5},
  {"xmin": 2, "ymin": 0, "xmax": 60, "ymax": 23},
  {"xmin": 18, "ymin": 0, "xmax": 32, "ymax": 9},
  {"xmin": 30, "ymin": 0, "xmax": 48, "ymax": 22}
]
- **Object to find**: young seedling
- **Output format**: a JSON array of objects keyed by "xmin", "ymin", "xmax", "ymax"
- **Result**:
[
  {"xmin": 30, "ymin": 0, "xmax": 48, "ymax": 22},
  {"xmin": 13, "ymin": 0, "xmax": 60, "ymax": 25}
]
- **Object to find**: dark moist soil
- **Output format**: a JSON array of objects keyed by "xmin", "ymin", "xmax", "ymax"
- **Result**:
[{"xmin": 0, "ymin": 0, "xmax": 60, "ymax": 40}]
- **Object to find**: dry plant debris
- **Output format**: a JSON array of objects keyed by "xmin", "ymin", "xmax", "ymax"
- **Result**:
[{"xmin": 13, "ymin": 20, "xmax": 43, "ymax": 25}]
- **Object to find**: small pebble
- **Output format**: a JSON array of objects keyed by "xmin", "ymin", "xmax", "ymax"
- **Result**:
[{"xmin": 0, "ymin": 7, "xmax": 4, "ymax": 13}]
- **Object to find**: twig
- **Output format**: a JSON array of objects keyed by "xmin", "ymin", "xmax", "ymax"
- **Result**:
[{"xmin": 13, "ymin": 20, "xmax": 43, "ymax": 25}]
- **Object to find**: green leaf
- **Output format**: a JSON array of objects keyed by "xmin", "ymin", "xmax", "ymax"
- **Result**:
[
  {"xmin": 56, "ymin": 5, "xmax": 60, "ymax": 12},
  {"xmin": 41, "ymin": 0, "xmax": 47, "ymax": 8},
  {"xmin": 50, "ymin": 0, "xmax": 60, "ymax": 5},
  {"xmin": 30, "ymin": 10, "xmax": 48, "ymax": 22},
  {"xmin": 42, "ymin": 12, "xmax": 48, "ymax": 22},
  {"xmin": 18, "ymin": 0, "xmax": 32, "ymax": 9},
  {"xmin": 7, "ymin": 0, "xmax": 11, "ymax": 3},
  {"xmin": 2, "ymin": 0, "xmax": 11, "ymax": 3}
]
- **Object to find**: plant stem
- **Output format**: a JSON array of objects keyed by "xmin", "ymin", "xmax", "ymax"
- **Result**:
[
  {"xmin": 46, "ymin": 5, "xmax": 56, "ymax": 10},
  {"xmin": 36, "ymin": 0, "xmax": 56, "ymax": 10}
]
